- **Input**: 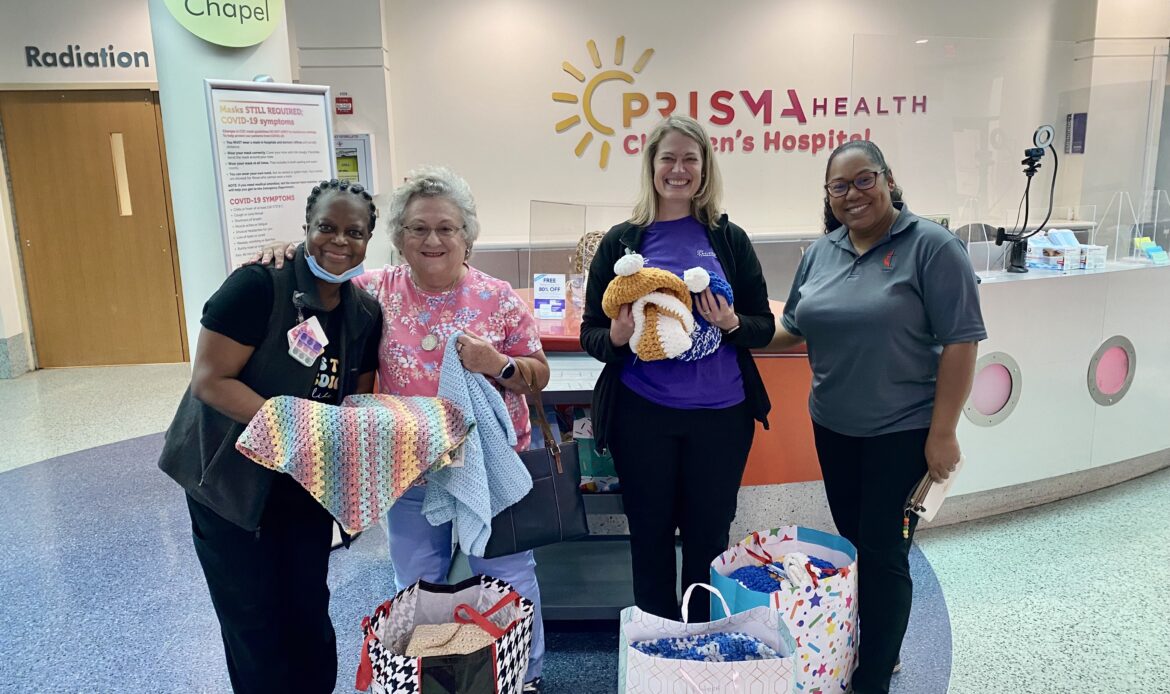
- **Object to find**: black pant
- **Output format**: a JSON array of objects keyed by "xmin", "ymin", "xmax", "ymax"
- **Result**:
[
  {"xmin": 812, "ymin": 423, "xmax": 929, "ymax": 694},
  {"xmin": 608, "ymin": 383, "xmax": 755, "ymax": 623},
  {"xmin": 187, "ymin": 475, "xmax": 337, "ymax": 694}
]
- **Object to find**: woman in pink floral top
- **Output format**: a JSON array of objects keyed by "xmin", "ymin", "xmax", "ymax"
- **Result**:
[
  {"xmin": 362, "ymin": 166, "xmax": 550, "ymax": 692},
  {"xmin": 353, "ymin": 263, "xmax": 544, "ymax": 449},
  {"xmin": 259, "ymin": 167, "xmax": 551, "ymax": 690}
]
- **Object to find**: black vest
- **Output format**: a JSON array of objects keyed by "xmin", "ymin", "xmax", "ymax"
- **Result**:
[{"xmin": 158, "ymin": 249, "xmax": 380, "ymax": 530}]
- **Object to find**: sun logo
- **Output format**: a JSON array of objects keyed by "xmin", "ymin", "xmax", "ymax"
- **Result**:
[{"xmin": 552, "ymin": 36, "xmax": 654, "ymax": 170}]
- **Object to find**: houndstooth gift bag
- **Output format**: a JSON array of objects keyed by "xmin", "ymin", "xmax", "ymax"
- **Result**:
[{"xmin": 356, "ymin": 575, "xmax": 535, "ymax": 694}]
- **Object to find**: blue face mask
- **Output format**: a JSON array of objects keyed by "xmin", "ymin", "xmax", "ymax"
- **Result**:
[{"xmin": 305, "ymin": 252, "xmax": 366, "ymax": 284}]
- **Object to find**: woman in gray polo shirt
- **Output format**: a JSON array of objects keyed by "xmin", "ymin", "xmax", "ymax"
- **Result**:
[{"xmin": 770, "ymin": 140, "xmax": 986, "ymax": 694}]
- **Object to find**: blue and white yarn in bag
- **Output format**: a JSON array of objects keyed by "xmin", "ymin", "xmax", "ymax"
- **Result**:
[
  {"xmin": 676, "ymin": 267, "xmax": 735, "ymax": 362},
  {"xmin": 631, "ymin": 631, "xmax": 780, "ymax": 663}
]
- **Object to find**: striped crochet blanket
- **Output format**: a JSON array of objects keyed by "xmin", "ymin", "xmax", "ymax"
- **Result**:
[{"xmin": 236, "ymin": 394, "xmax": 472, "ymax": 533}]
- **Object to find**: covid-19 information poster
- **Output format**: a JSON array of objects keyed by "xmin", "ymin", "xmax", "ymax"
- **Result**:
[{"xmin": 205, "ymin": 80, "xmax": 335, "ymax": 270}]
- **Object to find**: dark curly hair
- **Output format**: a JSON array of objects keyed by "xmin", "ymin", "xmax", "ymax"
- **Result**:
[{"xmin": 305, "ymin": 179, "xmax": 377, "ymax": 234}]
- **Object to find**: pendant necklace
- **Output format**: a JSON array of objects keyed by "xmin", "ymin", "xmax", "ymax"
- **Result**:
[{"xmin": 413, "ymin": 271, "xmax": 462, "ymax": 352}]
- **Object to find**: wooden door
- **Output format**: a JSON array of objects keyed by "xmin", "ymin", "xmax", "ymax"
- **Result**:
[{"xmin": 0, "ymin": 90, "xmax": 185, "ymax": 367}]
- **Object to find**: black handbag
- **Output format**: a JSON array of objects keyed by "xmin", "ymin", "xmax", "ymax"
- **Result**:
[{"xmin": 481, "ymin": 360, "xmax": 590, "ymax": 559}]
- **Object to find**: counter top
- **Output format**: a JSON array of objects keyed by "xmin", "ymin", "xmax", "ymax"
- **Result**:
[{"xmin": 977, "ymin": 259, "xmax": 1167, "ymax": 284}]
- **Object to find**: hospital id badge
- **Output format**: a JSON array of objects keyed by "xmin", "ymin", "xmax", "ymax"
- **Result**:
[{"xmin": 287, "ymin": 315, "xmax": 329, "ymax": 367}]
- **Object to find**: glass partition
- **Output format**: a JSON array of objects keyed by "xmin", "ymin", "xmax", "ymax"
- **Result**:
[
  {"xmin": 526, "ymin": 200, "xmax": 630, "ymax": 296},
  {"xmin": 850, "ymin": 34, "xmax": 1168, "ymax": 274}
]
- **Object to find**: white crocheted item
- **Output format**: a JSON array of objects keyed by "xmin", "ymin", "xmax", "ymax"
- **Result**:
[
  {"xmin": 614, "ymin": 252, "xmax": 645, "ymax": 276},
  {"xmin": 629, "ymin": 291, "xmax": 695, "ymax": 360},
  {"xmin": 783, "ymin": 552, "xmax": 813, "ymax": 588},
  {"xmin": 683, "ymin": 266, "xmax": 711, "ymax": 293},
  {"xmin": 422, "ymin": 332, "xmax": 534, "ymax": 557}
]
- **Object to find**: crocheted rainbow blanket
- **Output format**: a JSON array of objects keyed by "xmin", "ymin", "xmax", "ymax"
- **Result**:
[{"xmin": 236, "ymin": 394, "xmax": 472, "ymax": 533}]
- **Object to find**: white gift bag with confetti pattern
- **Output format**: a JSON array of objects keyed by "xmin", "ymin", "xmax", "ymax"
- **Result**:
[
  {"xmin": 710, "ymin": 526, "xmax": 859, "ymax": 694},
  {"xmin": 618, "ymin": 584, "xmax": 796, "ymax": 693}
]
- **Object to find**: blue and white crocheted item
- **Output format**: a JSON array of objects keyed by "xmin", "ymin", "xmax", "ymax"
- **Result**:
[
  {"xmin": 729, "ymin": 552, "xmax": 842, "ymax": 593},
  {"xmin": 422, "ymin": 332, "xmax": 533, "ymax": 556},
  {"xmin": 631, "ymin": 632, "xmax": 780, "ymax": 662},
  {"xmin": 676, "ymin": 267, "xmax": 735, "ymax": 362}
]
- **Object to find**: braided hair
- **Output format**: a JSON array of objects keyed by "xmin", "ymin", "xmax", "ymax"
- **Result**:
[
  {"xmin": 305, "ymin": 179, "xmax": 378, "ymax": 234},
  {"xmin": 822, "ymin": 140, "xmax": 903, "ymax": 233}
]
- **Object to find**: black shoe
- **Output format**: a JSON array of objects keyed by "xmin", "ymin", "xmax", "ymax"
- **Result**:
[{"xmin": 522, "ymin": 677, "xmax": 542, "ymax": 693}]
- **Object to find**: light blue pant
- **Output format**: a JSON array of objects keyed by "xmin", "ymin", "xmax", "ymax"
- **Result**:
[{"xmin": 385, "ymin": 486, "xmax": 545, "ymax": 681}]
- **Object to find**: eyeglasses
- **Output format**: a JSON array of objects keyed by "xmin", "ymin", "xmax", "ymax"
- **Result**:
[
  {"xmin": 824, "ymin": 170, "xmax": 887, "ymax": 198},
  {"xmin": 402, "ymin": 224, "xmax": 464, "ymax": 239},
  {"xmin": 314, "ymin": 223, "xmax": 369, "ymax": 240}
]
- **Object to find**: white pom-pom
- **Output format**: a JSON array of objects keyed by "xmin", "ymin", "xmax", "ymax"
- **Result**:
[
  {"xmin": 614, "ymin": 253, "xmax": 645, "ymax": 277},
  {"xmin": 684, "ymin": 266, "xmax": 710, "ymax": 293}
]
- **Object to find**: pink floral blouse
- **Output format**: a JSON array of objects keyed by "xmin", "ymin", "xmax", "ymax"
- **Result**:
[{"xmin": 353, "ymin": 264, "xmax": 543, "ymax": 450}]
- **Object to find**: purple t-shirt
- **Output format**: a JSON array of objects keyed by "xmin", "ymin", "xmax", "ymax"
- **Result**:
[{"xmin": 620, "ymin": 216, "xmax": 745, "ymax": 409}]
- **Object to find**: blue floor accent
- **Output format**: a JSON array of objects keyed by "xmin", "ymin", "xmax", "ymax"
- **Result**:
[{"xmin": 0, "ymin": 434, "xmax": 952, "ymax": 693}]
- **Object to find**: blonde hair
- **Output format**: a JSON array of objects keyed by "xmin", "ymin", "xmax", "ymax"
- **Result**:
[{"xmin": 630, "ymin": 115, "xmax": 724, "ymax": 229}]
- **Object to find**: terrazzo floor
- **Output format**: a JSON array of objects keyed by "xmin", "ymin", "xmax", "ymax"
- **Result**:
[
  {"xmin": 0, "ymin": 363, "xmax": 190, "ymax": 473},
  {"xmin": 1, "ymin": 365, "xmax": 1167, "ymax": 693}
]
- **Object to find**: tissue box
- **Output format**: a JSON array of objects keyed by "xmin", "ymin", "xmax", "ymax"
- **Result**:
[
  {"xmin": 1026, "ymin": 239, "xmax": 1079, "ymax": 272},
  {"xmin": 1080, "ymin": 245, "xmax": 1107, "ymax": 270}
]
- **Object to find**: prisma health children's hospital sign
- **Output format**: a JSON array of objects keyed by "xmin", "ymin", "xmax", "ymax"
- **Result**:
[
  {"xmin": 550, "ymin": 36, "xmax": 929, "ymax": 170},
  {"xmin": 163, "ymin": 0, "xmax": 285, "ymax": 48}
]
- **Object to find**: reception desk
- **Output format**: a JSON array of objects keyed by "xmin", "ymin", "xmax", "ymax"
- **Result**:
[
  {"xmin": 499, "ymin": 263, "xmax": 1170, "ymax": 617},
  {"xmin": 526, "ymin": 262, "xmax": 1170, "ymax": 536}
]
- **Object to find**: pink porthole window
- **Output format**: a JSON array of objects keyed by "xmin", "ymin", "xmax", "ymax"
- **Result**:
[
  {"xmin": 964, "ymin": 353, "xmax": 1021, "ymax": 426},
  {"xmin": 1088, "ymin": 337, "xmax": 1136, "ymax": 406},
  {"xmin": 970, "ymin": 363, "xmax": 1013, "ymax": 416},
  {"xmin": 1095, "ymin": 347, "xmax": 1129, "ymax": 395}
]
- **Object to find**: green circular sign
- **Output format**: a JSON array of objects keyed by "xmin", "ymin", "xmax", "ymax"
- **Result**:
[{"xmin": 163, "ymin": 0, "xmax": 285, "ymax": 48}]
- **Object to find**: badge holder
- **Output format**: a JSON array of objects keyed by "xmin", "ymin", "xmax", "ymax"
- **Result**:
[{"xmin": 288, "ymin": 315, "xmax": 329, "ymax": 366}]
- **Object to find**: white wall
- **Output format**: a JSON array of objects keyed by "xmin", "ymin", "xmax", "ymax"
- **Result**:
[
  {"xmin": 1155, "ymin": 75, "xmax": 1170, "ymax": 200},
  {"xmin": 0, "ymin": 155, "xmax": 27, "ymax": 342},
  {"xmin": 1080, "ymin": 42, "xmax": 1168, "ymax": 245},
  {"xmin": 1080, "ymin": 0, "xmax": 1170, "ymax": 246},
  {"xmin": 288, "ymin": 0, "xmax": 398, "ymax": 265},
  {"xmin": 381, "ymin": 0, "xmax": 1108, "ymax": 244},
  {"xmin": 0, "ymin": 0, "xmax": 156, "ymax": 86},
  {"xmin": 1093, "ymin": 0, "xmax": 1170, "ymax": 37},
  {"xmin": 148, "ymin": 0, "xmax": 296, "ymax": 361}
]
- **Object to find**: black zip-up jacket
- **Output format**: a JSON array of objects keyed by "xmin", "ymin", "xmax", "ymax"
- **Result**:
[
  {"xmin": 158, "ymin": 248, "xmax": 381, "ymax": 531},
  {"xmin": 580, "ymin": 214, "xmax": 774, "ymax": 450}
]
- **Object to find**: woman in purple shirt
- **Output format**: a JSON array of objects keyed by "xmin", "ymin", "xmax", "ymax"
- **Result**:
[{"xmin": 580, "ymin": 115, "xmax": 774, "ymax": 622}]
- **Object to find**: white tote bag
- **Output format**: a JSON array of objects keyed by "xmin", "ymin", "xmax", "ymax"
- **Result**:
[{"xmin": 618, "ymin": 584, "xmax": 797, "ymax": 693}]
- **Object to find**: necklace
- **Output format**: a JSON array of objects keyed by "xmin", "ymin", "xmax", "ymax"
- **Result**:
[{"xmin": 411, "ymin": 270, "xmax": 463, "ymax": 351}]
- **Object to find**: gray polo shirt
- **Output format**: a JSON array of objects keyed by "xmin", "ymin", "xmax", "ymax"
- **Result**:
[{"xmin": 781, "ymin": 204, "xmax": 986, "ymax": 437}]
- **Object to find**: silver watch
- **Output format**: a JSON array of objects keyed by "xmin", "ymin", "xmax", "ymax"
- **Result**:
[{"xmin": 496, "ymin": 356, "xmax": 517, "ymax": 380}]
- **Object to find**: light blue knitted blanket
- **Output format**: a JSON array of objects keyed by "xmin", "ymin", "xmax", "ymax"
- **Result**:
[{"xmin": 422, "ymin": 332, "xmax": 533, "ymax": 556}]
